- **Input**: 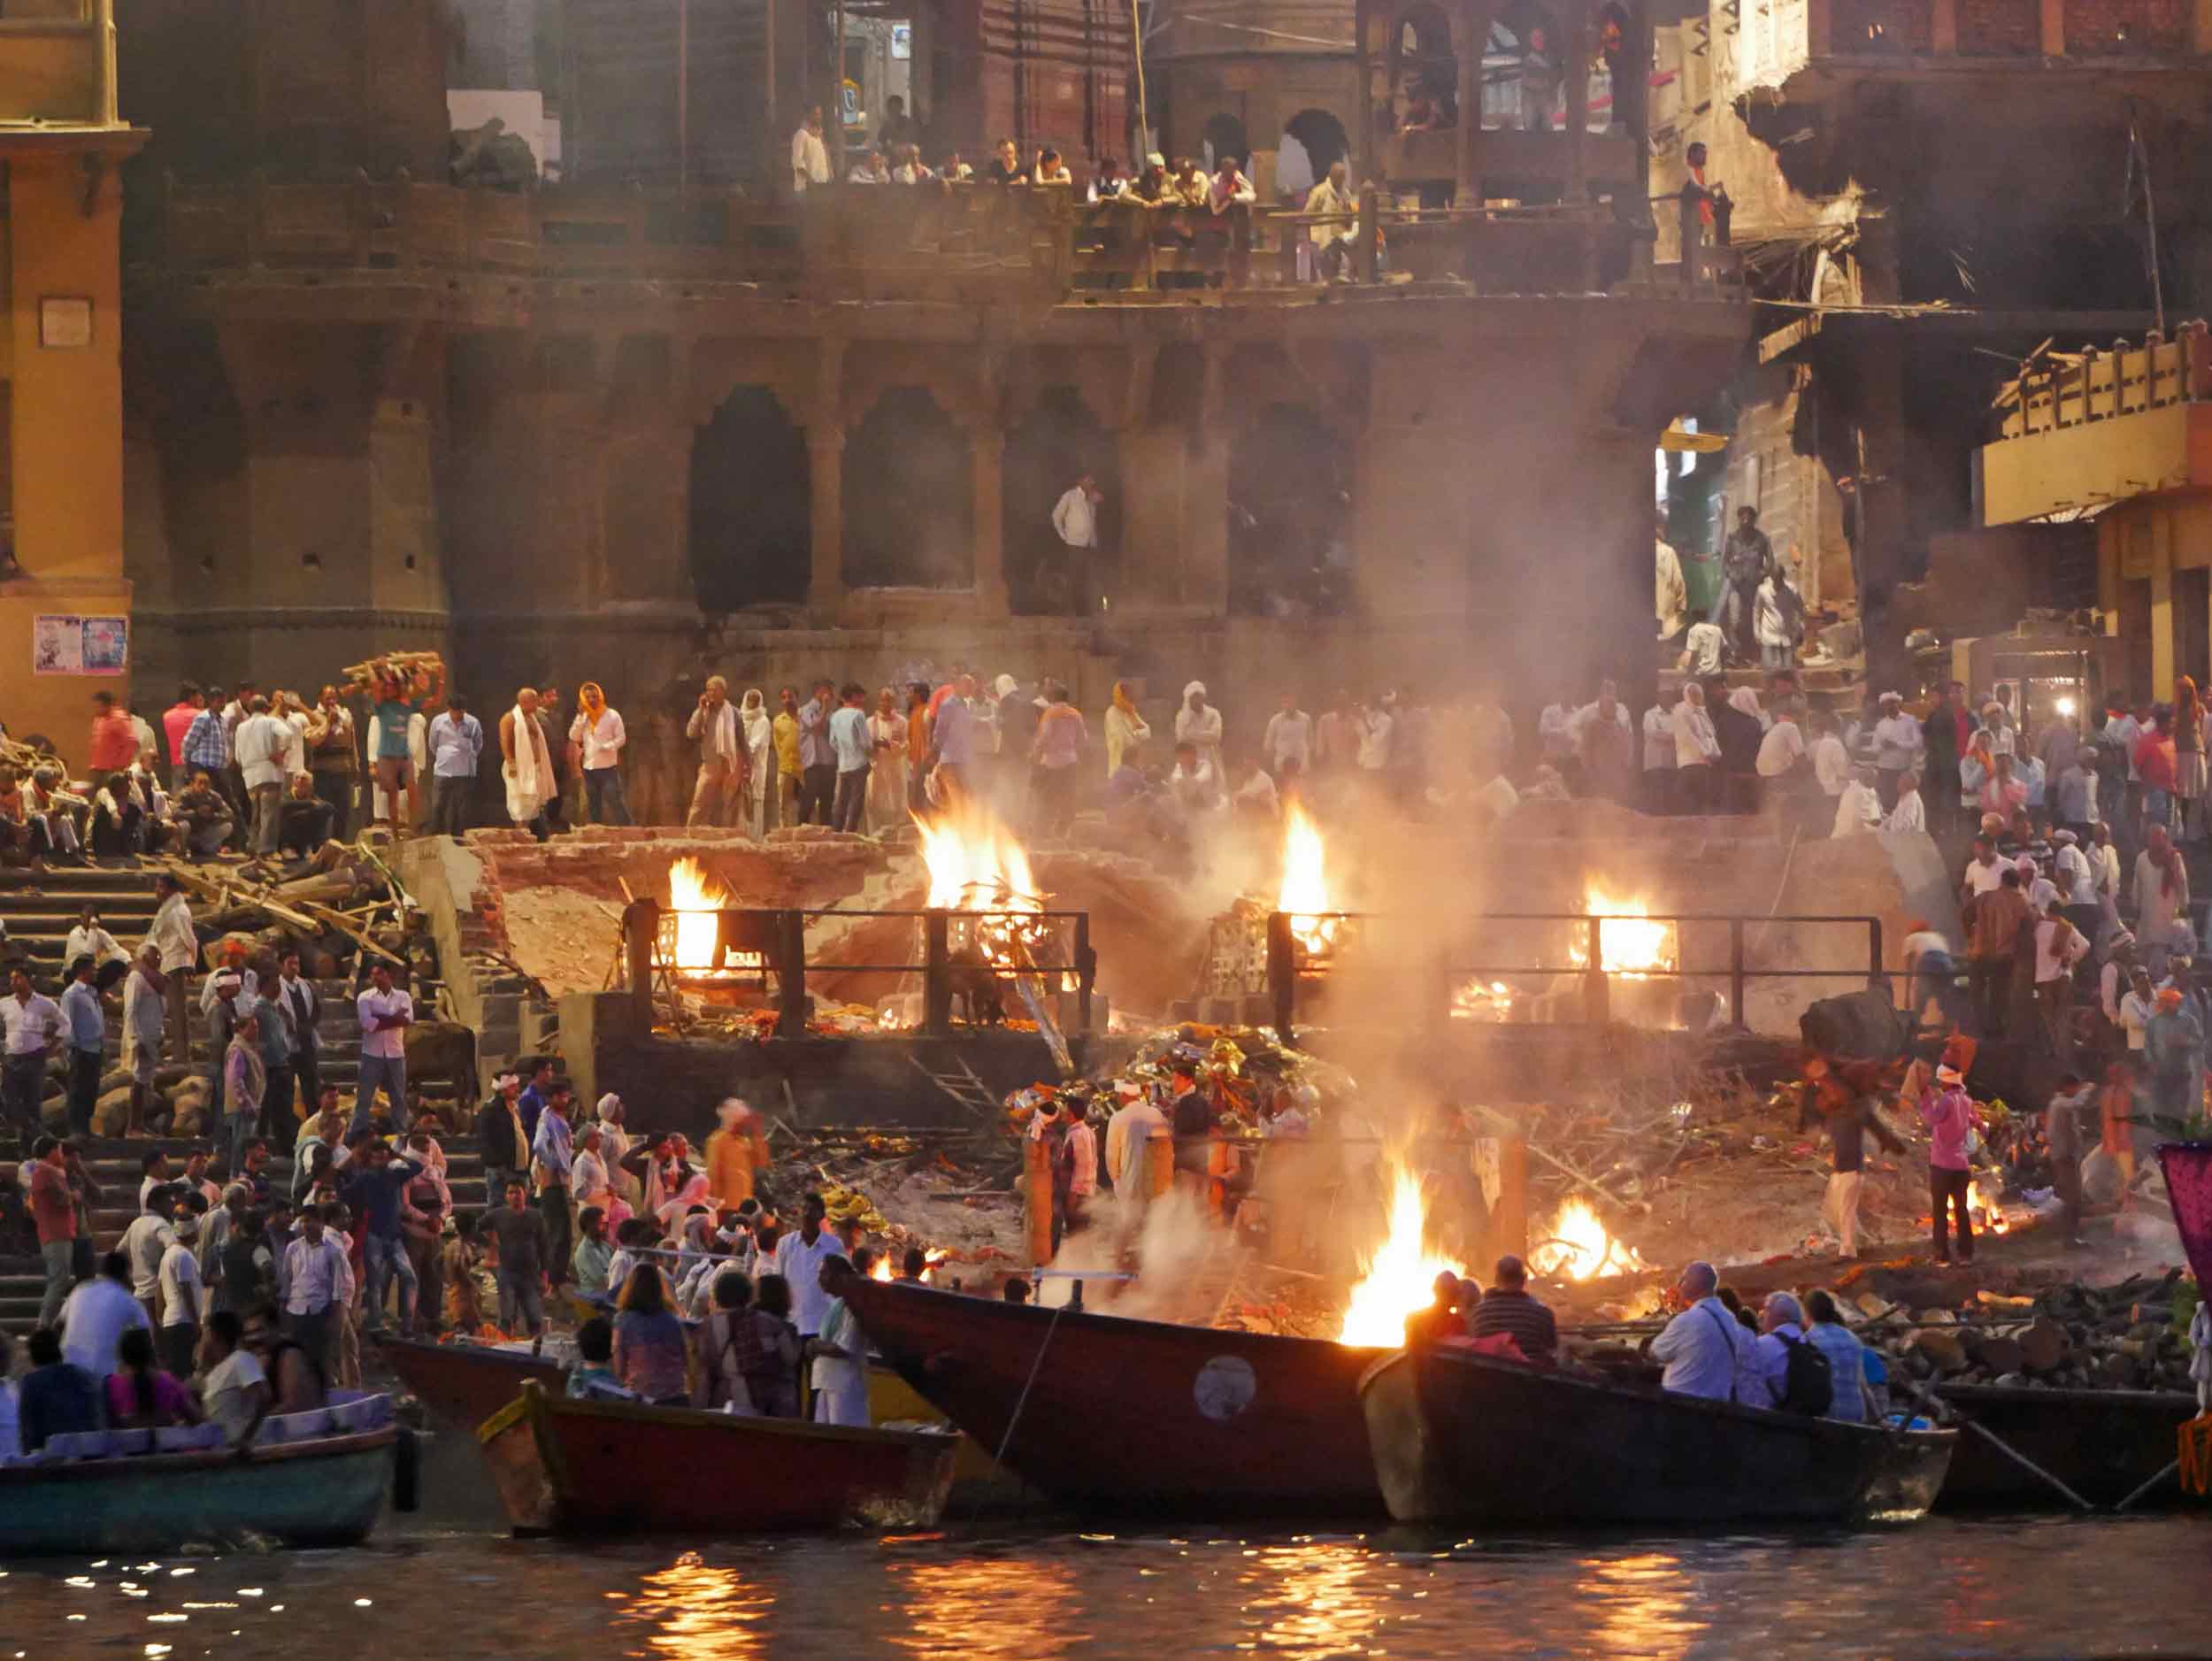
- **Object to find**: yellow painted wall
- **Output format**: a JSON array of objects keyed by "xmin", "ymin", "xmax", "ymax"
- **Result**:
[
  {"xmin": 2094, "ymin": 490, "xmax": 2212, "ymax": 699},
  {"xmin": 1979, "ymin": 404, "xmax": 2200, "ymax": 527},
  {"xmin": 0, "ymin": 148, "xmax": 134, "ymax": 769}
]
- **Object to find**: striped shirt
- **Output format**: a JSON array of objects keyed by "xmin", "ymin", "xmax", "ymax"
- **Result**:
[
  {"xmin": 1467, "ymin": 1288, "xmax": 1558, "ymax": 1363},
  {"xmin": 181, "ymin": 708, "xmax": 231, "ymax": 772}
]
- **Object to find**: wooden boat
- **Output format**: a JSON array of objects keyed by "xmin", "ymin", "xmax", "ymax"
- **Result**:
[
  {"xmin": 377, "ymin": 1334, "xmax": 566, "ymax": 1424},
  {"xmin": 842, "ymin": 1276, "xmax": 1388, "ymax": 1513},
  {"xmin": 1361, "ymin": 1343, "xmax": 1955, "ymax": 1527},
  {"xmin": 1932, "ymin": 1382, "xmax": 2200, "ymax": 1508},
  {"xmin": 478, "ymin": 1380, "xmax": 960, "ymax": 1536},
  {"xmin": 0, "ymin": 1413, "xmax": 399, "ymax": 1555}
]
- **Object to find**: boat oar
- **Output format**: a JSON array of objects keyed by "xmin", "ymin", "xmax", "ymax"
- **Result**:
[
  {"xmin": 2115, "ymin": 1457, "xmax": 2180, "ymax": 1512},
  {"xmin": 1901, "ymin": 1377, "xmax": 2094, "ymax": 1512}
]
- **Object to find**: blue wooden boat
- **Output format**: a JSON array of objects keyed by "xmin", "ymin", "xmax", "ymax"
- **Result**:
[{"xmin": 0, "ymin": 1396, "xmax": 404, "ymax": 1556}]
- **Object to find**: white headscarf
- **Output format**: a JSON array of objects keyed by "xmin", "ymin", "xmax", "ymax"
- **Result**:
[{"xmin": 505, "ymin": 701, "xmax": 551, "ymax": 821}]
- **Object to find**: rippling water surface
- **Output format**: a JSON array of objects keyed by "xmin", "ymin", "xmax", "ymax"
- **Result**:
[{"xmin": 5, "ymin": 1502, "xmax": 2209, "ymax": 1659}]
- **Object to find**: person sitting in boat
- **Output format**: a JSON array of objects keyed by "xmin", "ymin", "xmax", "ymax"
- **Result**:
[
  {"xmin": 1467, "ymin": 1255, "xmax": 1557, "ymax": 1365},
  {"xmin": 16, "ymin": 1326, "xmax": 100, "ymax": 1453},
  {"xmin": 242, "ymin": 1304, "xmax": 326, "ymax": 1416},
  {"xmin": 1647, "ymin": 1261, "xmax": 1752, "ymax": 1403},
  {"xmin": 611, "ymin": 1263, "xmax": 690, "ymax": 1407},
  {"xmin": 694, "ymin": 1273, "xmax": 757, "ymax": 1414},
  {"xmin": 106, "ymin": 1326, "xmax": 203, "ymax": 1430},
  {"xmin": 1801, "ymin": 1290, "xmax": 1870, "ymax": 1422},
  {"xmin": 737, "ymin": 1273, "xmax": 803, "ymax": 1419},
  {"xmin": 1404, "ymin": 1271, "xmax": 1471, "ymax": 1349},
  {"xmin": 1746, "ymin": 1292, "xmax": 1832, "ymax": 1415},
  {"xmin": 198, "ymin": 1311, "xmax": 270, "ymax": 1448},
  {"xmin": 566, "ymin": 1316, "xmax": 633, "ymax": 1403}
]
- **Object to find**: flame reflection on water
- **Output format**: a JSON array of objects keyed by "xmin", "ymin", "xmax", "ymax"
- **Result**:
[
  {"xmin": 619, "ymin": 1552, "xmax": 771, "ymax": 1660},
  {"xmin": 885, "ymin": 1555, "xmax": 1081, "ymax": 1657}
]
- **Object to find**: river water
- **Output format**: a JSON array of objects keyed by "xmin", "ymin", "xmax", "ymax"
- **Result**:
[{"xmin": 5, "ymin": 1432, "xmax": 2209, "ymax": 1661}]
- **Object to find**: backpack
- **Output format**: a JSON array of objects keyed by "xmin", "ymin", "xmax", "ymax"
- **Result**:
[{"xmin": 1776, "ymin": 1332, "xmax": 1833, "ymax": 1416}]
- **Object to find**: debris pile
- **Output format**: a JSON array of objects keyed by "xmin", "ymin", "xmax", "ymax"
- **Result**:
[
  {"xmin": 755, "ymin": 1122, "xmax": 1026, "ymax": 1280},
  {"xmin": 1876, "ymin": 1272, "xmax": 2203, "ymax": 1395},
  {"xmin": 999, "ymin": 1022, "xmax": 1359, "ymax": 1139}
]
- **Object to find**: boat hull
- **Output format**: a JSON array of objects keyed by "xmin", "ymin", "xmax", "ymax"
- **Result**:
[
  {"xmin": 1932, "ymin": 1384, "xmax": 2200, "ymax": 1508},
  {"xmin": 0, "ymin": 1430, "xmax": 395, "ymax": 1556},
  {"xmin": 477, "ymin": 1381, "xmax": 958, "ymax": 1536},
  {"xmin": 842, "ymin": 1277, "xmax": 1387, "ymax": 1513},
  {"xmin": 379, "ymin": 1335, "xmax": 566, "ymax": 1426},
  {"xmin": 1363, "ymin": 1347, "xmax": 1955, "ymax": 1528}
]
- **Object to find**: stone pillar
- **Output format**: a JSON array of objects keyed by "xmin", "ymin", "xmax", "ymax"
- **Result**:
[
  {"xmin": 969, "ymin": 424, "xmax": 1010, "ymax": 615},
  {"xmin": 807, "ymin": 424, "xmax": 845, "ymax": 616},
  {"xmin": 1182, "ymin": 435, "xmax": 1230, "ymax": 615}
]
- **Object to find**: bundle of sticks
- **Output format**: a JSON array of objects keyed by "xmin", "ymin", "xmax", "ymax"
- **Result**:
[{"xmin": 341, "ymin": 650, "xmax": 445, "ymax": 688}]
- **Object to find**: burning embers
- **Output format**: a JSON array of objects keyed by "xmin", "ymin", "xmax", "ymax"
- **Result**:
[
  {"xmin": 1528, "ymin": 1196, "xmax": 1649, "ymax": 1281},
  {"xmin": 913, "ymin": 804, "xmax": 1064, "ymax": 984},
  {"xmin": 1449, "ymin": 887, "xmax": 1678, "ymax": 1023},
  {"xmin": 1566, "ymin": 890, "xmax": 1677, "ymax": 979},
  {"xmin": 661, "ymin": 857, "xmax": 762, "ymax": 978}
]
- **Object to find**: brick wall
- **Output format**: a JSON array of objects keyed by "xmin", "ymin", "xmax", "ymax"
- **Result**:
[
  {"xmin": 2062, "ymin": 0, "xmax": 2189, "ymax": 50},
  {"xmin": 1955, "ymin": 0, "xmax": 2039, "ymax": 52}
]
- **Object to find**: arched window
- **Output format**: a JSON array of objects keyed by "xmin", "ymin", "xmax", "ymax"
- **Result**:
[{"xmin": 689, "ymin": 388, "xmax": 809, "ymax": 609}]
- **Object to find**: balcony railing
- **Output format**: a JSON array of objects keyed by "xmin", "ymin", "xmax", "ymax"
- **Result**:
[
  {"xmin": 149, "ymin": 174, "xmax": 1741, "ymax": 301},
  {"xmin": 1993, "ymin": 320, "xmax": 2212, "ymax": 440},
  {"xmin": 0, "ymin": 0, "xmax": 119, "ymax": 130}
]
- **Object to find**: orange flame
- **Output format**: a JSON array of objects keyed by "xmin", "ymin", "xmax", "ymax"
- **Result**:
[
  {"xmin": 1336, "ymin": 1161, "xmax": 1463, "ymax": 1347},
  {"xmin": 1279, "ymin": 804, "xmax": 1340, "ymax": 957},
  {"xmin": 1528, "ymin": 1196, "xmax": 1648, "ymax": 1280},
  {"xmin": 870, "ymin": 1255, "xmax": 894, "ymax": 1281},
  {"xmin": 912, "ymin": 804, "xmax": 1056, "ymax": 980},
  {"xmin": 1567, "ymin": 888, "xmax": 1677, "ymax": 978}
]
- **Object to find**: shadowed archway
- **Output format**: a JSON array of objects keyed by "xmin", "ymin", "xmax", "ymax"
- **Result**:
[{"xmin": 689, "ymin": 387, "xmax": 810, "ymax": 610}]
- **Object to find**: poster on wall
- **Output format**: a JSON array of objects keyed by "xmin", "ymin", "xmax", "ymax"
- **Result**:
[{"xmin": 32, "ymin": 615, "xmax": 129, "ymax": 676}]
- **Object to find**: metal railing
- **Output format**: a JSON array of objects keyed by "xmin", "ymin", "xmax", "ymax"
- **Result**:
[
  {"xmin": 621, "ymin": 900, "xmax": 1095, "ymax": 1038},
  {"xmin": 1263, "ymin": 909, "xmax": 1886, "ymax": 1044}
]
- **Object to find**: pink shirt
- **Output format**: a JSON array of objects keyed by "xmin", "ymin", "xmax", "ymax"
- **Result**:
[
  {"xmin": 1918, "ymin": 1086, "xmax": 1978, "ymax": 1172},
  {"xmin": 105, "ymin": 1368, "xmax": 196, "ymax": 1425}
]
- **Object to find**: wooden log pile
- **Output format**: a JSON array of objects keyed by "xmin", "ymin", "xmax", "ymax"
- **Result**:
[{"xmin": 150, "ymin": 841, "xmax": 413, "ymax": 975}]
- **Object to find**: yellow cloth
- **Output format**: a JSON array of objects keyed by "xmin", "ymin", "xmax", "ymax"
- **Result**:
[
  {"xmin": 705, "ymin": 1126, "xmax": 767, "ymax": 1206},
  {"xmin": 772, "ymin": 712, "xmax": 803, "ymax": 780}
]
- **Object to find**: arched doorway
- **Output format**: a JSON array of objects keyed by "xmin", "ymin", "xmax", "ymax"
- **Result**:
[
  {"xmin": 1201, "ymin": 112, "xmax": 1249, "ymax": 169},
  {"xmin": 1005, "ymin": 386, "xmax": 1118, "ymax": 616},
  {"xmin": 1388, "ymin": 4, "xmax": 1460, "ymax": 131},
  {"xmin": 1278, "ymin": 108, "xmax": 1350, "ymax": 198},
  {"xmin": 689, "ymin": 387, "xmax": 810, "ymax": 610},
  {"xmin": 845, "ymin": 387, "xmax": 972, "ymax": 588},
  {"xmin": 1228, "ymin": 403, "xmax": 1351, "ymax": 618}
]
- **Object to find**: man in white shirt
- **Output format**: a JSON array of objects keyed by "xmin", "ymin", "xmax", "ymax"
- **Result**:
[
  {"xmin": 120, "ymin": 1203, "xmax": 174, "ymax": 1326},
  {"xmin": 772, "ymin": 1191, "xmax": 841, "ymax": 1337},
  {"xmin": 1671, "ymin": 682, "xmax": 1721, "ymax": 812},
  {"xmin": 232, "ymin": 696, "xmax": 299, "ymax": 855},
  {"xmin": 1263, "ymin": 693, "xmax": 1314, "ymax": 781},
  {"xmin": 1962, "ymin": 839, "xmax": 2008, "ymax": 899},
  {"xmin": 141, "ymin": 872, "xmax": 197, "ymax": 1057},
  {"xmin": 60, "ymin": 1252, "xmax": 150, "ymax": 1380},
  {"xmin": 1648, "ymin": 1261, "xmax": 1750, "ymax": 1403},
  {"xmin": 1641, "ymin": 691, "xmax": 1678, "ymax": 813},
  {"xmin": 199, "ymin": 1311, "xmax": 270, "ymax": 1445},
  {"xmin": 1870, "ymin": 691, "xmax": 1924, "ymax": 811},
  {"xmin": 158, "ymin": 1211, "xmax": 205, "ymax": 1377},
  {"xmin": 1, "ymin": 966, "xmax": 63, "ymax": 1138},
  {"xmin": 1047, "ymin": 473, "xmax": 1103, "ymax": 616},
  {"xmin": 1655, "ymin": 531, "xmax": 1688, "ymax": 642},
  {"xmin": 1882, "ymin": 773, "xmax": 1926, "ymax": 834},
  {"xmin": 281, "ymin": 1206, "xmax": 354, "ymax": 1380},
  {"xmin": 790, "ymin": 105, "xmax": 831, "ymax": 193},
  {"xmin": 1832, "ymin": 766, "xmax": 1881, "ymax": 838},
  {"xmin": 1678, "ymin": 610, "xmax": 1725, "ymax": 677},
  {"xmin": 1809, "ymin": 711, "xmax": 1851, "ymax": 807},
  {"xmin": 62, "ymin": 906, "xmax": 129, "ymax": 976},
  {"xmin": 351, "ymin": 962, "xmax": 412, "ymax": 1134}
]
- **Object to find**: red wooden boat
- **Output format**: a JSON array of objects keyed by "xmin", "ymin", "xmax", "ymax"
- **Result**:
[
  {"xmin": 376, "ymin": 1335, "xmax": 565, "ymax": 1425},
  {"xmin": 478, "ymin": 1380, "xmax": 959, "ymax": 1535},
  {"xmin": 841, "ymin": 1276, "xmax": 1389, "ymax": 1513}
]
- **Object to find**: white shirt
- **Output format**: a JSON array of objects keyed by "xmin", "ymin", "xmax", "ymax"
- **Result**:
[
  {"xmin": 1263, "ymin": 711, "xmax": 1313, "ymax": 772},
  {"xmin": 1882, "ymin": 790, "xmax": 1926, "ymax": 834},
  {"xmin": 1, "ymin": 992, "xmax": 62, "ymax": 1055},
  {"xmin": 2033, "ymin": 916, "xmax": 2088, "ymax": 984},
  {"xmin": 1050, "ymin": 486, "xmax": 1098, "ymax": 549},
  {"xmin": 1234, "ymin": 769, "xmax": 1280, "ymax": 816},
  {"xmin": 1872, "ymin": 713, "xmax": 1923, "ymax": 770},
  {"xmin": 1642, "ymin": 705, "xmax": 1677, "ymax": 771},
  {"xmin": 144, "ymin": 892, "xmax": 197, "ymax": 973},
  {"xmin": 1537, "ymin": 703, "xmax": 1574, "ymax": 757},
  {"xmin": 1811, "ymin": 734, "xmax": 1850, "ymax": 796},
  {"xmin": 772, "ymin": 1228, "xmax": 841, "ymax": 1334},
  {"xmin": 1832, "ymin": 781, "xmax": 1880, "ymax": 837},
  {"xmin": 356, "ymin": 986, "xmax": 411, "ymax": 1060},
  {"xmin": 2054, "ymin": 842, "xmax": 2094, "ymax": 903},
  {"xmin": 59, "ymin": 1275, "xmax": 150, "ymax": 1378},
  {"xmin": 202, "ymin": 1348, "xmax": 267, "ymax": 1443},
  {"xmin": 123, "ymin": 1214, "xmax": 173, "ymax": 1299},
  {"xmin": 1566, "ymin": 702, "xmax": 1632, "ymax": 749},
  {"xmin": 1671, "ymin": 701, "xmax": 1719, "ymax": 768},
  {"xmin": 1650, "ymin": 1296, "xmax": 1752, "ymax": 1402},
  {"xmin": 791, "ymin": 126, "xmax": 831, "ymax": 189},
  {"xmin": 2122, "ymin": 989, "xmax": 2155, "ymax": 1050},
  {"xmin": 64, "ymin": 923, "xmax": 127, "ymax": 966},
  {"xmin": 568, "ymin": 707, "xmax": 626, "ymax": 771},
  {"xmin": 1962, "ymin": 857, "xmax": 2008, "ymax": 897},
  {"xmin": 1682, "ymin": 622, "xmax": 1724, "ymax": 675},
  {"xmin": 1355, "ymin": 711, "xmax": 1393, "ymax": 771},
  {"xmin": 234, "ymin": 711, "xmax": 297, "ymax": 789},
  {"xmin": 2108, "ymin": 713, "xmax": 2143, "ymax": 781},
  {"xmin": 572, "ymin": 1147, "xmax": 611, "ymax": 1207},
  {"xmin": 282, "ymin": 1232, "xmax": 354, "ymax": 1315},
  {"xmin": 159, "ymin": 1239, "xmax": 204, "ymax": 1327},
  {"xmin": 1755, "ymin": 719, "xmax": 1806, "ymax": 778}
]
